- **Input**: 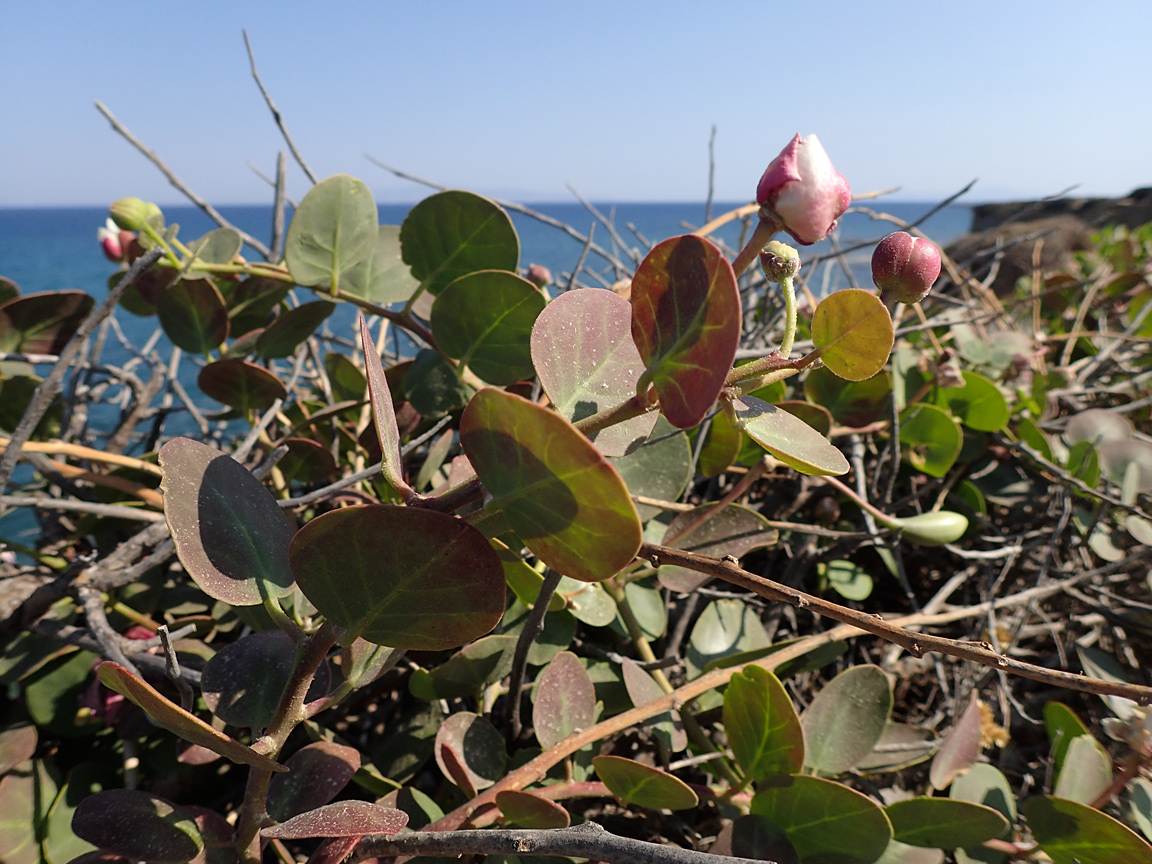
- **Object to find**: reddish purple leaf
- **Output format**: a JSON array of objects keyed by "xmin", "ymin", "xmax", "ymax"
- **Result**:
[
  {"xmin": 460, "ymin": 388, "xmax": 641, "ymax": 582},
  {"xmin": 261, "ymin": 801, "xmax": 408, "ymax": 839},
  {"xmin": 0, "ymin": 290, "xmax": 93, "ymax": 354},
  {"xmin": 197, "ymin": 359, "xmax": 287, "ymax": 413},
  {"xmin": 630, "ymin": 235, "xmax": 740, "ymax": 429},
  {"xmin": 159, "ymin": 437, "xmax": 295, "ymax": 606},
  {"xmin": 530, "ymin": 288, "xmax": 657, "ymax": 456},
  {"xmin": 267, "ymin": 742, "xmax": 362, "ymax": 822},
  {"xmin": 71, "ymin": 789, "xmax": 203, "ymax": 864},
  {"xmin": 360, "ymin": 314, "xmax": 414, "ymax": 500},
  {"xmin": 434, "ymin": 711, "xmax": 506, "ymax": 792},
  {"xmin": 289, "ymin": 504, "xmax": 505, "ymax": 650},
  {"xmin": 930, "ymin": 694, "xmax": 982, "ymax": 790},
  {"xmin": 533, "ymin": 651, "xmax": 595, "ymax": 750},
  {"xmin": 96, "ymin": 662, "xmax": 287, "ymax": 773},
  {"xmin": 495, "ymin": 790, "xmax": 571, "ymax": 829}
]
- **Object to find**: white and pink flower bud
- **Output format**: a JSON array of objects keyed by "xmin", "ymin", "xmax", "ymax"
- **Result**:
[
  {"xmin": 756, "ymin": 134, "xmax": 851, "ymax": 246},
  {"xmin": 871, "ymin": 231, "xmax": 941, "ymax": 305},
  {"xmin": 97, "ymin": 218, "xmax": 134, "ymax": 263}
]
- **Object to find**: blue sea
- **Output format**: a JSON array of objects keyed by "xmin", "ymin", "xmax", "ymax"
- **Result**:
[{"xmin": 0, "ymin": 199, "xmax": 970, "ymax": 548}]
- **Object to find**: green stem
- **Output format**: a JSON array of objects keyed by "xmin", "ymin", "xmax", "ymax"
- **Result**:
[
  {"xmin": 779, "ymin": 275, "xmax": 797, "ymax": 358},
  {"xmin": 603, "ymin": 579, "xmax": 743, "ymax": 786},
  {"xmin": 572, "ymin": 393, "xmax": 657, "ymax": 437}
]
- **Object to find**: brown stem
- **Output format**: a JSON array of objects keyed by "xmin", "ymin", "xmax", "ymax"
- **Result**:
[
  {"xmin": 637, "ymin": 543, "xmax": 1152, "ymax": 703},
  {"xmin": 730, "ymin": 216, "xmax": 779, "ymax": 278},
  {"xmin": 356, "ymin": 822, "xmax": 764, "ymax": 864}
]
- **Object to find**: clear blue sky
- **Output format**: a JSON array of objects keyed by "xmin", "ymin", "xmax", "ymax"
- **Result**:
[{"xmin": 2, "ymin": 1, "xmax": 1149, "ymax": 207}]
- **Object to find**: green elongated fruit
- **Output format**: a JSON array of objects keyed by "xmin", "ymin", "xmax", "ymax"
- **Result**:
[{"xmin": 885, "ymin": 511, "xmax": 968, "ymax": 547}]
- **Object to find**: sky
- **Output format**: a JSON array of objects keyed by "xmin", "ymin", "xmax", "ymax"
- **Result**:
[{"xmin": 2, "ymin": 1, "xmax": 1150, "ymax": 208}]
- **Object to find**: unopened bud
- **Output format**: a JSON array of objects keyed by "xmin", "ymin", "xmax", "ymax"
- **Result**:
[
  {"xmin": 526, "ymin": 263, "xmax": 552, "ymax": 288},
  {"xmin": 759, "ymin": 241, "xmax": 801, "ymax": 282},
  {"xmin": 872, "ymin": 232, "xmax": 941, "ymax": 305},
  {"xmin": 97, "ymin": 219, "xmax": 135, "ymax": 263},
  {"xmin": 109, "ymin": 197, "xmax": 162, "ymax": 232}
]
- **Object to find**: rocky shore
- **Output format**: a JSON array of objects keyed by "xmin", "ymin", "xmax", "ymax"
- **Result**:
[{"xmin": 945, "ymin": 187, "xmax": 1152, "ymax": 295}]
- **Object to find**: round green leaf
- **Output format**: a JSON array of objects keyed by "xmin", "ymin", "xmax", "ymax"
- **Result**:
[
  {"xmin": 0, "ymin": 290, "xmax": 94, "ymax": 354},
  {"xmin": 811, "ymin": 288, "xmax": 894, "ymax": 381},
  {"xmin": 750, "ymin": 774, "xmax": 892, "ymax": 864},
  {"xmin": 186, "ymin": 227, "xmax": 243, "ymax": 278},
  {"xmin": 805, "ymin": 366, "xmax": 892, "ymax": 428},
  {"xmin": 531, "ymin": 288, "xmax": 658, "ymax": 456},
  {"xmin": 159, "ymin": 437, "xmax": 295, "ymax": 605},
  {"xmin": 340, "ymin": 225, "xmax": 420, "ymax": 305},
  {"xmin": 460, "ymin": 388, "xmax": 641, "ymax": 582},
  {"xmin": 431, "ymin": 270, "xmax": 545, "ymax": 385},
  {"xmin": 724, "ymin": 665, "xmax": 804, "ymax": 780},
  {"xmin": 255, "ymin": 300, "xmax": 335, "ymax": 359},
  {"xmin": 197, "ymin": 359, "xmax": 287, "ymax": 414},
  {"xmin": 822, "ymin": 558, "xmax": 873, "ymax": 601},
  {"xmin": 556, "ymin": 575, "xmax": 617, "ymax": 626},
  {"xmin": 1053, "ymin": 735, "xmax": 1113, "ymax": 805},
  {"xmin": 686, "ymin": 598, "xmax": 770, "ymax": 678},
  {"xmin": 289, "ymin": 504, "xmax": 505, "ymax": 650},
  {"xmin": 802, "ymin": 665, "xmax": 892, "ymax": 775},
  {"xmin": 622, "ymin": 658, "xmax": 687, "ymax": 752},
  {"xmin": 277, "ymin": 437, "xmax": 338, "ymax": 485},
  {"xmin": 408, "ymin": 634, "xmax": 517, "ymax": 700},
  {"xmin": 1023, "ymin": 795, "xmax": 1152, "ymax": 864},
  {"xmin": 402, "ymin": 348, "xmax": 473, "ymax": 416},
  {"xmin": 1045, "ymin": 701, "xmax": 1092, "ymax": 773},
  {"xmin": 533, "ymin": 651, "xmax": 596, "ymax": 750},
  {"xmin": 325, "ymin": 351, "xmax": 366, "ymax": 402},
  {"xmin": 400, "ymin": 190, "xmax": 519, "ymax": 296},
  {"xmin": 900, "ymin": 403, "xmax": 962, "ymax": 478},
  {"xmin": 733, "ymin": 396, "xmax": 849, "ymax": 476},
  {"xmin": 607, "ymin": 416, "xmax": 692, "ymax": 521},
  {"xmin": 630, "ymin": 235, "xmax": 741, "ymax": 429},
  {"xmin": 886, "ymin": 798, "xmax": 1010, "ymax": 849},
  {"xmin": 776, "ymin": 400, "xmax": 833, "ymax": 436},
  {"xmin": 157, "ymin": 278, "xmax": 229, "ymax": 353},
  {"xmin": 934, "ymin": 371, "xmax": 1009, "ymax": 432},
  {"xmin": 285, "ymin": 174, "xmax": 379, "ymax": 293},
  {"xmin": 950, "ymin": 762, "xmax": 1016, "ymax": 826},
  {"xmin": 593, "ymin": 755, "xmax": 698, "ymax": 810},
  {"xmin": 657, "ymin": 504, "xmax": 778, "ymax": 593},
  {"xmin": 698, "ymin": 410, "xmax": 744, "ymax": 476}
]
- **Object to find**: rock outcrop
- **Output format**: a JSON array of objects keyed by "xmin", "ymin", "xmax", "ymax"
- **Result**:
[{"xmin": 945, "ymin": 187, "xmax": 1152, "ymax": 295}]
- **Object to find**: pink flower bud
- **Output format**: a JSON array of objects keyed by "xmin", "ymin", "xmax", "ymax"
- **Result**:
[
  {"xmin": 871, "ymin": 231, "xmax": 941, "ymax": 305},
  {"xmin": 97, "ymin": 219, "xmax": 131, "ymax": 262},
  {"xmin": 526, "ymin": 263, "xmax": 552, "ymax": 288},
  {"xmin": 756, "ymin": 134, "xmax": 851, "ymax": 246}
]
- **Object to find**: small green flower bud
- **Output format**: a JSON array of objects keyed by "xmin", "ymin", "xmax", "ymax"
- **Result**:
[
  {"xmin": 109, "ymin": 198, "xmax": 163, "ymax": 232},
  {"xmin": 759, "ymin": 241, "xmax": 801, "ymax": 283}
]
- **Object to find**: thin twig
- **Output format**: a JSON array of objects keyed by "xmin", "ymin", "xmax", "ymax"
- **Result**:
[
  {"xmin": 638, "ymin": 542, "xmax": 1152, "ymax": 703},
  {"xmin": 0, "ymin": 249, "xmax": 163, "ymax": 515},
  {"xmin": 505, "ymin": 568, "xmax": 562, "ymax": 746},
  {"xmin": 243, "ymin": 31, "xmax": 317, "ymax": 186},
  {"xmin": 363, "ymin": 155, "xmax": 631, "ymax": 272},
  {"xmin": 356, "ymin": 823, "xmax": 761, "ymax": 864},
  {"xmin": 94, "ymin": 102, "xmax": 272, "ymax": 259}
]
